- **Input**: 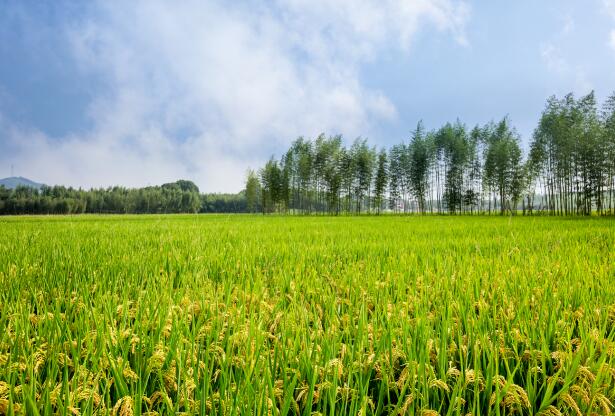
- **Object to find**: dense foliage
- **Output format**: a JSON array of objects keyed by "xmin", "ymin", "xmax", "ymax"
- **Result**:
[
  {"xmin": 0, "ymin": 181, "xmax": 249, "ymax": 215},
  {"xmin": 1, "ymin": 215, "xmax": 613, "ymax": 414},
  {"xmin": 252, "ymin": 92, "xmax": 615, "ymax": 215},
  {"xmin": 200, "ymin": 192, "xmax": 249, "ymax": 214}
]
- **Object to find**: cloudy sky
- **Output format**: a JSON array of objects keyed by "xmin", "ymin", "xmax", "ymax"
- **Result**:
[{"xmin": 1, "ymin": 0, "xmax": 615, "ymax": 192}]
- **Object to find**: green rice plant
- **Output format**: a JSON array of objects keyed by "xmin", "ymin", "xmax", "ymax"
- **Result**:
[{"xmin": 0, "ymin": 215, "xmax": 613, "ymax": 415}]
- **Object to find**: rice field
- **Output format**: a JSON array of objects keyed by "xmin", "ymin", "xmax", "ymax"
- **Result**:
[{"xmin": 0, "ymin": 215, "xmax": 614, "ymax": 415}]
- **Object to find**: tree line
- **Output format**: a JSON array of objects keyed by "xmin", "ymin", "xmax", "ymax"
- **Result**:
[
  {"xmin": 3, "ymin": 91, "xmax": 613, "ymax": 216},
  {"xmin": 0, "ymin": 180, "xmax": 249, "ymax": 215},
  {"xmin": 248, "ymin": 91, "xmax": 615, "ymax": 215}
]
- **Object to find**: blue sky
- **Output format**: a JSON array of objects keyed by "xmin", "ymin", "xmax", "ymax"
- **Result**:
[{"xmin": 1, "ymin": 0, "xmax": 615, "ymax": 192}]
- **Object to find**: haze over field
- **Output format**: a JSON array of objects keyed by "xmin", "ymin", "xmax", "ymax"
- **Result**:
[{"xmin": 1, "ymin": 1, "xmax": 615, "ymax": 192}]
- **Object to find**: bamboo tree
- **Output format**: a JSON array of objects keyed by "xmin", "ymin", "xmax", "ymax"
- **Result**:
[
  {"xmin": 351, "ymin": 139, "xmax": 376, "ymax": 214},
  {"xmin": 321, "ymin": 135, "xmax": 344, "ymax": 214},
  {"xmin": 259, "ymin": 158, "xmax": 283, "ymax": 213},
  {"xmin": 601, "ymin": 92, "xmax": 615, "ymax": 214},
  {"xmin": 408, "ymin": 122, "xmax": 431, "ymax": 214},
  {"xmin": 483, "ymin": 118, "xmax": 524, "ymax": 215},
  {"xmin": 373, "ymin": 149, "xmax": 388, "ymax": 214},
  {"xmin": 245, "ymin": 169, "xmax": 261, "ymax": 213}
]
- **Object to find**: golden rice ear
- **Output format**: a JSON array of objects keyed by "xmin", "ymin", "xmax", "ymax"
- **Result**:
[
  {"xmin": 560, "ymin": 393, "xmax": 582, "ymax": 416},
  {"xmin": 0, "ymin": 399, "xmax": 22, "ymax": 415},
  {"xmin": 536, "ymin": 405, "xmax": 562, "ymax": 416},
  {"xmin": 595, "ymin": 393, "xmax": 613, "ymax": 415},
  {"xmin": 427, "ymin": 377, "xmax": 450, "ymax": 393},
  {"xmin": 112, "ymin": 396, "xmax": 134, "ymax": 416}
]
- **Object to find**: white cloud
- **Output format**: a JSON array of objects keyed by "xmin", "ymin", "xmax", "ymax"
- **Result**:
[
  {"xmin": 561, "ymin": 13, "xmax": 575, "ymax": 35},
  {"xmin": 605, "ymin": 0, "xmax": 615, "ymax": 19},
  {"xmin": 1, "ymin": 0, "xmax": 470, "ymax": 192},
  {"xmin": 540, "ymin": 43, "xmax": 593, "ymax": 94},
  {"xmin": 541, "ymin": 43, "xmax": 567, "ymax": 73},
  {"xmin": 605, "ymin": 1, "xmax": 615, "ymax": 52}
]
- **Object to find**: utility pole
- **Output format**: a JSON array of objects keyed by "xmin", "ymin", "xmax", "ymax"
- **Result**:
[{"xmin": 11, "ymin": 164, "xmax": 14, "ymax": 177}]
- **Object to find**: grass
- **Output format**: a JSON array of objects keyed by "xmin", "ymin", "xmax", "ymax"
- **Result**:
[{"xmin": 0, "ymin": 214, "xmax": 614, "ymax": 415}]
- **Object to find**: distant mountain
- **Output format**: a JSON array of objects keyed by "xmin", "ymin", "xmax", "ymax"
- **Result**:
[{"xmin": 0, "ymin": 176, "xmax": 45, "ymax": 189}]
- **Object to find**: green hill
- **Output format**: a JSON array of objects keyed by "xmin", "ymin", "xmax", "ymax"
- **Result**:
[{"xmin": 0, "ymin": 176, "xmax": 44, "ymax": 189}]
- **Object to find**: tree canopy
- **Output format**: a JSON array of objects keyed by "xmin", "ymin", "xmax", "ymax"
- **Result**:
[
  {"xmin": 0, "ymin": 180, "xmax": 247, "ymax": 215},
  {"xmin": 250, "ymin": 91, "xmax": 615, "ymax": 216}
]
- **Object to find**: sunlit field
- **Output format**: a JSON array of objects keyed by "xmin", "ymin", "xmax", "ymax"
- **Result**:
[{"xmin": 1, "ymin": 215, "xmax": 614, "ymax": 415}]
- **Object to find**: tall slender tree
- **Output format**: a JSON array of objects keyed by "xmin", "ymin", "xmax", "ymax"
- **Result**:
[
  {"xmin": 601, "ymin": 92, "xmax": 615, "ymax": 214},
  {"xmin": 408, "ymin": 122, "xmax": 431, "ymax": 214},
  {"xmin": 245, "ymin": 169, "xmax": 261, "ymax": 213},
  {"xmin": 373, "ymin": 149, "xmax": 388, "ymax": 214},
  {"xmin": 483, "ymin": 118, "xmax": 524, "ymax": 214}
]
